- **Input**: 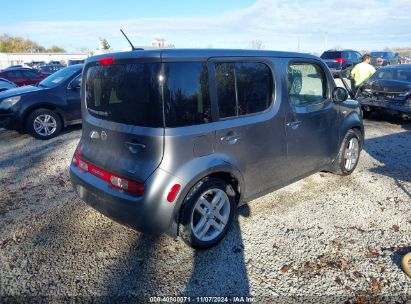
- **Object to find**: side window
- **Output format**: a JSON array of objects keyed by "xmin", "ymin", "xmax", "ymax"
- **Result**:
[
  {"xmin": 164, "ymin": 62, "xmax": 211, "ymax": 127},
  {"xmin": 23, "ymin": 70, "xmax": 40, "ymax": 78},
  {"xmin": 288, "ymin": 63, "xmax": 328, "ymax": 107},
  {"xmin": 7, "ymin": 71, "xmax": 22, "ymax": 78},
  {"xmin": 355, "ymin": 52, "xmax": 362, "ymax": 61},
  {"xmin": 215, "ymin": 63, "xmax": 236, "ymax": 118},
  {"xmin": 215, "ymin": 62, "xmax": 273, "ymax": 119},
  {"xmin": 70, "ymin": 74, "xmax": 82, "ymax": 88}
]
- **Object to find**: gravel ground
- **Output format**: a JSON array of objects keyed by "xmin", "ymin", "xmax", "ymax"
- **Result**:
[{"xmin": 0, "ymin": 116, "xmax": 410, "ymax": 303}]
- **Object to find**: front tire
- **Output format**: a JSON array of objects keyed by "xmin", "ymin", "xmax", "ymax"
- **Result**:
[
  {"xmin": 179, "ymin": 178, "xmax": 236, "ymax": 250},
  {"xmin": 26, "ymin": 109, "xmax": 62, "ymax": 140},
  {"xmin": 331, "ymin": 129, "xmax": 362, "ymax": 176}
]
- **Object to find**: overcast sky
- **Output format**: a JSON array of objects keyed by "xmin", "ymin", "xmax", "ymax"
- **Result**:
[{"xmin": 1, "ymin": 0, "xmax": 410, "ymax": 54}]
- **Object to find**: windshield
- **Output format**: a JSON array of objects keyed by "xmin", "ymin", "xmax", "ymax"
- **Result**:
[
  {"xmin": 85, "ymin": 63, "xmax": 163, "ymax": 127},
  {"xmin": 39, "ymin": 65, "xmax": 81, "ymax": 88},
  {"xmin": 370, "ymin": 67, "xmax": 411, "ymax": 82}
]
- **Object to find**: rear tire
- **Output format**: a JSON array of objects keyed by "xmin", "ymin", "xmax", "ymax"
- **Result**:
[
  {"xmin": 179, "ymin": 177, "xmax": 236, "ymax": 250},
  {"xmin": 330, "ymin": 129, "xmax": 362, "ymax": 176},
  {"xmin": 26, "ymin": 109, "xmax": 62, "ymax": 140}
]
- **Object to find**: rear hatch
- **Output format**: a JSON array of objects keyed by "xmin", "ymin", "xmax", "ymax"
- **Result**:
[
  {"xmin": 361, "ymin": 79, "xmax": 411, "ymax": 101},
  {"xmin": 320, "ymin": 51, "xmax": 343, "ymax": 70},
  {"xmin": 79, "ymin": 55, "xmax": 164, "ymax": 183}
]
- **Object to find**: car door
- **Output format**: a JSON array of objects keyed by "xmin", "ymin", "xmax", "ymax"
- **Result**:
[
  {"xmin": 65, "ymin": 74, "xmax": 82, "ymax": 121},
  {"xmin": 211, "ymin": 59, "xmax": 287, "ymax": 199},
  {"xmin": 285, "ymin": 59, "xmax": 340, "ymax": 179},
  {"xmin": 6, "ymin": 70, "xmax": 24, "ymax": 86}
]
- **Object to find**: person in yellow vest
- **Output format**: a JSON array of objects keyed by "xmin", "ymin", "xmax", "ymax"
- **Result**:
[{"xmin": 350, "ymin": 54, "xmax": 376, "ymax": 95}]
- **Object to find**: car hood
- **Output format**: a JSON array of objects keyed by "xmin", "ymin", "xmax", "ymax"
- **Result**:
[
  {"xmin": 0, "ymin": 85, "xmax": 44, "ymax": 99},
  {"xmin": 362, "ymin": 79, "xmax": 411, "ymax": 93}
]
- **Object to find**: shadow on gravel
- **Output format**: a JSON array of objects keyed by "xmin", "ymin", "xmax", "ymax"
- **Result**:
[
  {"xmin": 183, "ymin": 204, "xmax": 251, "ymax": 298},
  {"xmin": 363, "ymin": 120, "xmax": 411, "ymax": 199},
  {"xmin": 365, "ymin": 112, "xmax": 411, "ymax": 130},
  {"xmin": 390, "ymin": 246, "xmax": 411, "ymax": 269},
  {"xmin": 99, "ymin": 205, "xmax": 251, "ymax": 300}
]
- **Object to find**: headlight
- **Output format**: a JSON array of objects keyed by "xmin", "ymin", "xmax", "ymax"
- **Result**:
[{"xmin": 0, "ymin": 96, "xmax": 21, "ymax": 110}]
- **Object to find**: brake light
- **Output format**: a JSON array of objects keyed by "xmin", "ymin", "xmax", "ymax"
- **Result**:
[
  {"xmin": 167, "ymin": 184, "xmax": 181, "ymax": 203},
  {"xmin": 335, "ymin": 58, "xmax": 345, "ymax": 63},
  {"xmin": 98, "ymin": 57, "xmax": 115, "ymax": 66},
  {"xmin": 74, "ymin": 154, "xmax": 144, "ymax": 196}
]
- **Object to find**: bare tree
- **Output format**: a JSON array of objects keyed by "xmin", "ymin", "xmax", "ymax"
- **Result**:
[{"xmin": 250, "ymin": 40, "xmax": 264, "ymax": 50}]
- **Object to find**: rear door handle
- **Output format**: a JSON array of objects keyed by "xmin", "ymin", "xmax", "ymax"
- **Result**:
[
  {"xmin": 286, "ymin": 120, "xmax": 302, "ymax": 130},
  {"xmin": 125, "ymin": 141, "xmax": 146, "ymax": 154},
  {"xmin": 220, "ymin": 134, "xmax": 241, "ymax": 144}
]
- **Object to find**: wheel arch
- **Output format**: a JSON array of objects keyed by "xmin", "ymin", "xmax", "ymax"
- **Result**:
[
  {"xmin": 22, "ymin": 103, "xmax": 66, "ymax": 131},
  {"xmin": 167, "ymin": 163, "xmax": 244, "ymax": 238}
]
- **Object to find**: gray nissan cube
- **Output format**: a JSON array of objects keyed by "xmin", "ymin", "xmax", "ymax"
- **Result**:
[{"xmin": 70, "ymin": 49, "xmax": 364, "ymax": 249}]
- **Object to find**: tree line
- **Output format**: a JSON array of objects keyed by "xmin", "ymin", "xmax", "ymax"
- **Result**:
[{"xmin": 0, "ymin": 34, "xmax": 65, "ymax": 53}]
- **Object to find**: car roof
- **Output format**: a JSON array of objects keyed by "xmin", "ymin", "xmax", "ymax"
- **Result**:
[
  {"xmin": 86, "ymin": 48, "xmax": 319, "ymax": 63},
  {"xmin": 377, "ymin": 64, "xmax": 411, "ymax": 70}
]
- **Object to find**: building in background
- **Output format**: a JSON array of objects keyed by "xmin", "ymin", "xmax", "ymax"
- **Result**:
[{"xmin": 0, "ymin": 53, "xmax": 88, "ymax": 69}]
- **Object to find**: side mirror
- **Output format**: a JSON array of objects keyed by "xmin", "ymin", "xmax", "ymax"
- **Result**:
[
  {"xmin": 69, "ymin": 79, "xmax": 81, "ymax": 90},
  {"xmin": 332, "ymin": 87, "xmax": 348, "ymax": 102}
]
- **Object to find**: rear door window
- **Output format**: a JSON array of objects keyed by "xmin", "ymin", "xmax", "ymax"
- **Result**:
[
  {"xmin": 163, "ymin": 62, "xmax": 211, "ymax": 127},
  {"xmin": 85, "ymin": 63, "xmax": 163, "ymax": 127},
  {"xmin": 215, "ymin": 62, "xmax": 273, "ymax": 119}
]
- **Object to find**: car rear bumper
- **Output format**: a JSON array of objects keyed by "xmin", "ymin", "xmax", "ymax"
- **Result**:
[
  {"xmin": 359, "ymin": 97, "xmax": 411, "ymax": 114},
  {"xmin": 70, "ymin": 162, "xmax": 183, "ymax": 236}
]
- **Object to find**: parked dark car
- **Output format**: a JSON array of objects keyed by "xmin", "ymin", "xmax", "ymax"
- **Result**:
[
  {"xmin": 370, "ymin": 51, "xmax": 401, "ymax": 67},
  {"xmin": 70, "ymin": 49, "xmax": 363, "ymax": 249},
  {"xmin": 67, "ymin": 59, "xmax": 85, "ymax": 66},
  {"xmin": 0, "ymin": 68, "xmax": 46, "ymax": 86},
  {"xmin": 39, "ymin": 64, "xmax": 65, "ymax": 76},
  {"xmin": 28, "ymin": 61, "xmax": 46, "ymax": 69},
  {"xmin": 356, "ymin": 64, "xmax": 411, "ymax": 119},
  {"xmin": 320, "ymin": 49, "xmax": 363, "ymax": 73},
  {"xmin": 0, "ymin": 64, "xmax": 83, "ymax": 139},
  {"xmin": 0, "ymin": 78, "xmax": 17, "ymax": 92}
]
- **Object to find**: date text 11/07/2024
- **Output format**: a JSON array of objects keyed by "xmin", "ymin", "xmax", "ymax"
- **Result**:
[{"xmin": 149, "ymin": 296, "xmax": 255, "ymax": 303}]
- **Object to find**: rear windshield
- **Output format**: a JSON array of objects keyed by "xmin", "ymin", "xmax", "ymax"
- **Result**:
[
  {"xmin": 370, "ymin": 68, "xmax": 411, "ymax": 82},
  {"xmin": 370, "ymin": 52, "xmax": 388, "ymax": 58},
  {"xmin": 320, "ymin": 51, "xmax": 342, "ymax": 59},
  {"xmin": 85, "ymin": 63, "xmax": 163, "ymax": 127}
]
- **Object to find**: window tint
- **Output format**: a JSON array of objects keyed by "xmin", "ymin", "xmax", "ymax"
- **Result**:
[
  {"xmin": 215, "ymin": 62, "xmax": 273, "ymax": 118},
  {"xmin": 7, "ymin": 71, "xmax": 23, "ymax": 78},
  {"xmin": 288, "ymin": 63, "xmax": 328, "ymax": 107},
  {"xmin": 86, "ymin": 63, "xmax": 163, "ymax": 127},
  {"xmin": 164, "ymin": 62, "xmax": 211, "ymax": 127},
  {"xmin": 320, "ymin": 51, "xmax": 341, "ymax": 59},
  {"xmin": 23, "ymin": 70, "xmax": 40, "ymax": 78},
  {"xmin": 215, "ymin": 63, "xmax": 236, "ymax": 118}
]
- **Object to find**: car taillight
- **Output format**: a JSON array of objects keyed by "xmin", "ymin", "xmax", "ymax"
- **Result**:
[
  {"xmin": 376, "ymin": 58, "xmax": 384, "ymax": 63},
  {"xmin": 74, "ymin": 154, "xmax": 144, "ymax": 196},
  {"xmin": 335, "ymin": 58, "xmax": 345, "ymax": 63},
  {"xmin": 98, "ymin": 57, "xmax": 115, "ymax": 66}
]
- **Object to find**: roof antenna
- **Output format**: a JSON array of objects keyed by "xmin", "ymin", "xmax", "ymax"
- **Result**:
[{"xmin": 120, "ymin": 29, "xmax": 143, "ymax": 51}]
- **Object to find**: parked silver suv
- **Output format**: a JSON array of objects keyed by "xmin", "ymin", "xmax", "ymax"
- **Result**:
[{"xmin": 70, "ymin": 49, "xmax": 364, "ymax": 249}]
